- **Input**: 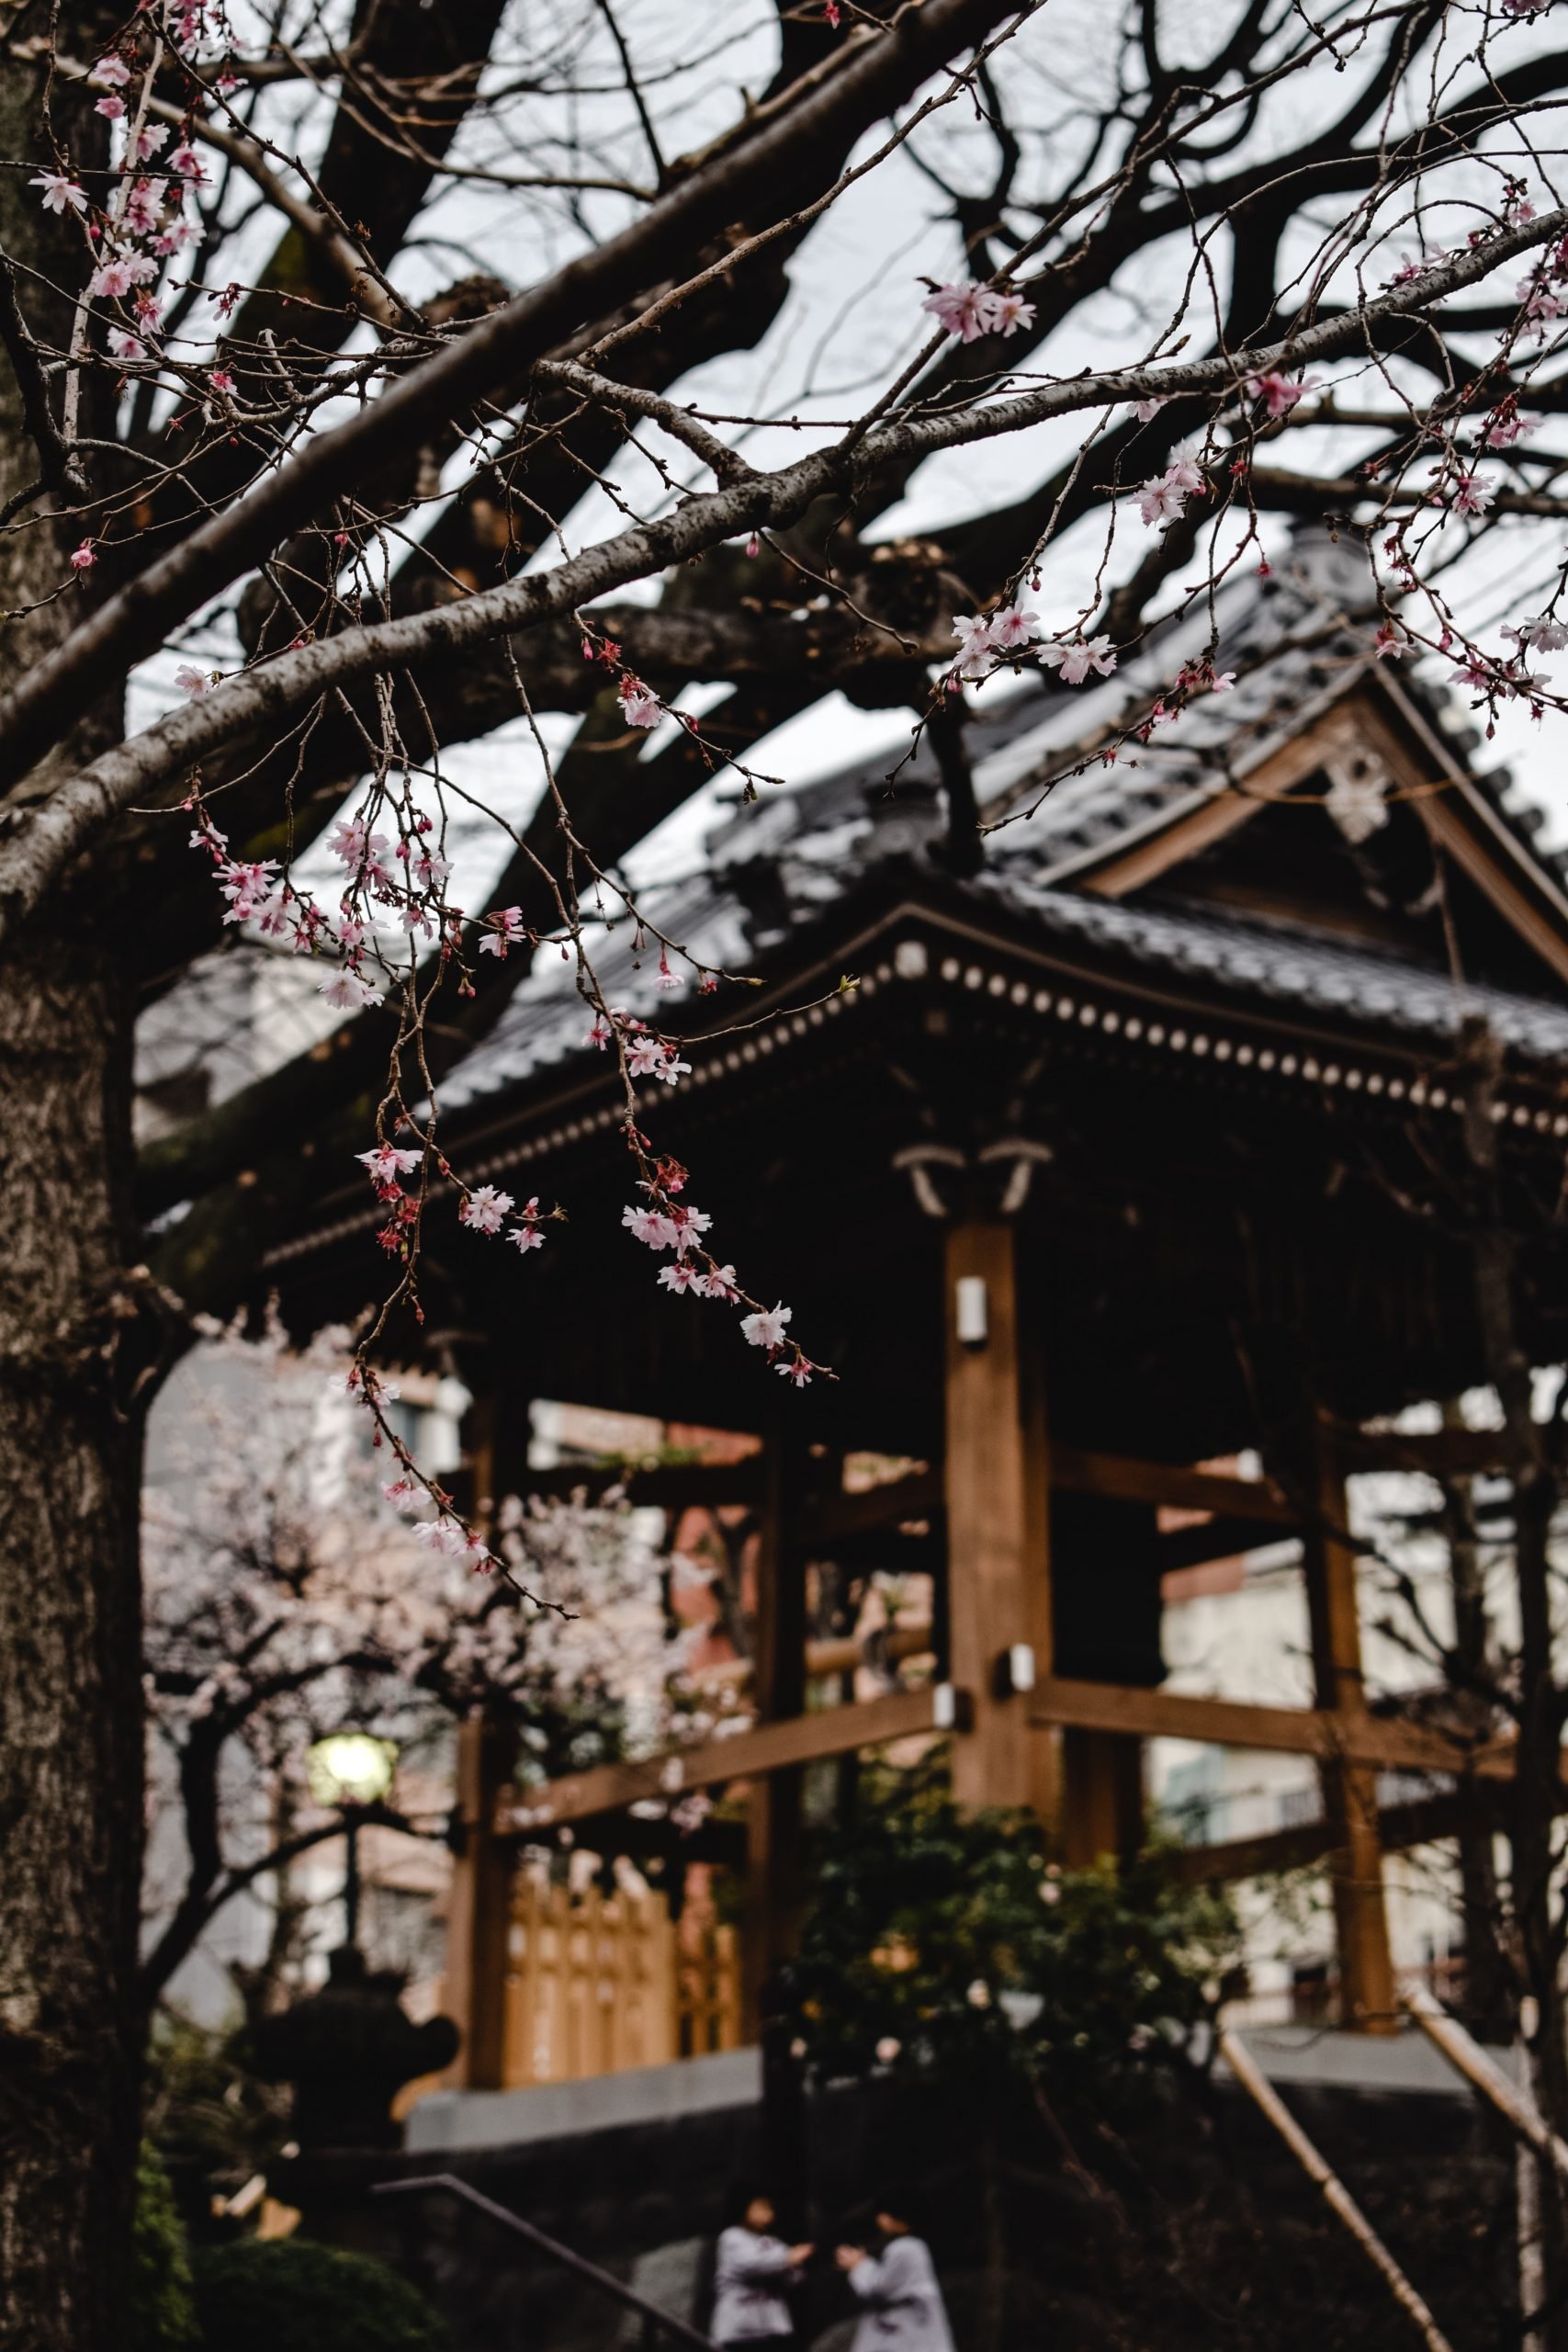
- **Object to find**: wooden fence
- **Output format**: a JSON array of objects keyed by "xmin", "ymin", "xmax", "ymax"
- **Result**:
[{"xmin": 501, "ymin": 1874, "xmax": 741, "ymax": 2087}]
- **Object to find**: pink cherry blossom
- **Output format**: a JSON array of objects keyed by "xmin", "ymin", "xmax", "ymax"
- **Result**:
[
  {"xmin": 1482, "ymin": 410, "xmax": 1540, "ymax": 447},
  {"xmin": 1246, "ymin": 371, "xmax": 1318, "ymax": 417},
  {"xmin": 412, "ymin": 1518, "xmax": 471, "ymax": 1559},
  {"xmin": 356, "ymin": 1142, "xmax": 422, "ymax": 1185},
  {"xmin": 460, "ymin": 1184, "xmax": 514, "ymax": 1234},
  {"xmin": 656, "ymin": 952, "xmax": 682, "ymax": 990},
  {"xmin": 31, "ymin": 172, "xmax": 87, "ymax": 215},
  {"xmin": 777, "ymin": 1358, "xmax": 813, "ymax": 1385},
  {"xmin": 1130, "ymin": 396, "xmax": 1166, "ymax": 424},
  {"xmin": 70, "ymin": 542, "xmax": 96, "ymax": 572},
  {"xmin": 480, "ymin": 906, "xmax": 526, "ymax": 958},
  {"xmin": 667, "ymin": 1204, "xmax": 712, "ymax": 1254},
  {"xmin": 922, "ymin": 279, "xmax": 998, "ymax": 342},
  {"xmin": 626, "ymin": 1035, "xmax": 669, "ymax": 1077},
  {"xmin": 135, "ymin": 124, "xmax": 172, "ymax": 163},
  {"xmin": 699, "ymin": 1264, "xmax": 740, "ymax": 1302},
  {"xmin": 96, "ymin": 94, "xmax": 127, "ymax": 120},
  {"xmin": 653, "ymin": 1048, "xmax": 691, "ymax": 1085},
  {"xmin": 318, "ymin": 967, "xmax": 382, "ymax": 1011},
  {"xmin": 169, "ymin": 142, "xmax": 206, "ymax": 179},
  {"xmin": 950, "ymin": 613, "xmax": 997, "ymax": 680},
  {"xmin": 988, "ymin": 600, "xmax": 1043, "ymax": 652},
  {"xmin": 1164, "ymin": 438, "xmax": 1206, "ymax": 493},
  {"xmin": 209, "ymin": 368, "xmax": 235, "ymax": 396},
  {"xmin": 987, "ymin": 289, "xmax": 1035, "ymax": 336},
  {"xmin": 175, "ymin": 664, "xmax": 215, "ymax": 697},
  {"xmin": 623, "ymin": 1204, "xmax": 679, "ymax": 1250},
  {"xmin": 1137, "ymin": 472, "xmax": 1188, "ymax": 526},
  {"xmin": 108, "ymin": 329, "xmax": 145, "ymax": 360},
  {"xmin": 382, "ymin": 1476, "xmax": 421, "ymax": 1513},
  {"xmin": 586, "ymin": 1016, "xmax": 613, "ymax": 1048},
  {"xmin": 1449, "ymin": 471, "xmax": 1495, "ymax": 516},
  {"xmin": 90, "ymin": 55, "xmax": 132, "ymax": 86},
  {"xmin": 1506, "ymin": 616, "xmax": 1568, "ymax": 651},
  {"xmin": 740, "ymin": 1303, "xmax": 792, "ymax": 1350},
  {"xmin": 509, "ymin": 1222, "xmax": 546, "ymax": 1251},
  {"xmin": 89, "ymin": 257, "xmax": 136, "ymax": 299},
  {"xmin": 657, "ymin": 1260, "xmax": 704, "ymax": 1293},
  {"xmin": 1040, "ymin": 634, "xmax": 1117, "ymax": 685},
  {"xmin": 921, "ymin": 279, "xmax": 1034, "ymax": 342},
  {"xmin": 618, "ymin": 678, "xmax": 661, "ymax": 728}
]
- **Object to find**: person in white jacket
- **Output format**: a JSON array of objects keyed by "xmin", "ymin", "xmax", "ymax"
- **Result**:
[
  {"xmin": 835, "ymin": 2203, "xmax": 955, "ymax": 2352},
  {"xmin": 711, "ymin": 2191, "xmax": 814, "ymax": 2352}
]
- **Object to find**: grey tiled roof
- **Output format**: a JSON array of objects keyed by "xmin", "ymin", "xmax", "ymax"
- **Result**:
[
  {"xmin": 436, "ymin": 532, "xmax": 1568, "ymax": 1116},
  {"xmin": 975, "ymin": 877, "xmax": 1568, "ymax": 1065}
]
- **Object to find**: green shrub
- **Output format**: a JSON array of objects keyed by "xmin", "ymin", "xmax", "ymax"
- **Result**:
[
  {"xmin": 791, "ymin": 1760, "xmax": 1243, "ymax": 2098},
  {"xmin": 191, "ymin": 2239, "xmax": 449, "ymax": 2352},
  {"xmin": 130, "ymin": 2143, "xmax": 199, "ymax": 2352}
]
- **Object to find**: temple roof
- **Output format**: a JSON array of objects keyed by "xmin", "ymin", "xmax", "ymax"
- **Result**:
[{"xmin": 434, "ymin": 529, "xmax": 1568, "ymax": 1124}]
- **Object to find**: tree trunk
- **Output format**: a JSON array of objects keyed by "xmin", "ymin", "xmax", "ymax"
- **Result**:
[
  {"xmin": 0, "ymin": 930, "xmax": 146, "ymax": 2352},
  {"xmin": 1459, "ymin": 1023, "xmax": 1568, "ymax": 2346}
]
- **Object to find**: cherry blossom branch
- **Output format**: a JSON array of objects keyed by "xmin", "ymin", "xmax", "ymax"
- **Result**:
[
  {"xmin": 0, "ymin": 0, "xmax": 1028, "ymax": 798},
  {"xmin": 10, "ymin": 187, "xmax": 1568, "ymax": 942}
]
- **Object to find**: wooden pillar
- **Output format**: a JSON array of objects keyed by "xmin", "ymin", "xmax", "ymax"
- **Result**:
[
  {"xmin": 1060, "ymin": 1729, "xmax": 1145, "ymax": 1868},
  {"xmin": 944, "ymin": 1222, "xmax": 1034, "ymax": 1810},
  {"xmin": 743, "ymin": 1430, "xmax": 806, "ymax": 2035},
  {"xmin": 1304, "ymin": 1428, "xmax": 1396, "ymax": 2034},
  {"xmin": 1021, "ymin": 1328, "xmax": 1059, "ymax": 1827},
  {"xmin": 444, "ymin": 1712, "xmax": 517, "ymax": 2087}
]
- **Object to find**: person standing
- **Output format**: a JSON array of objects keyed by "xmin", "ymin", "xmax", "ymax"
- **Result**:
[
  {"xmin": 711, "ymin": 2189, "xmax": 814, "ymax": 2352},
  {"xmin": 835, "ymin": 2199, "xmax": 954, "ymax": 2352}
]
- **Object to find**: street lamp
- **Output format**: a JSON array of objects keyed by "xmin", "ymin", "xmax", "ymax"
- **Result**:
[{"xmin": 307, "ymin": 1733, "xmax": 398, "ymax": 1949}]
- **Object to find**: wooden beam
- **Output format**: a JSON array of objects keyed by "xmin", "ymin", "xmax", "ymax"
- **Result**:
[
  {"xmin": 799, "ymin": 1467, "xmax": 941, "ymax": 1545},
  {"xmin": 1049, "ymin": 1446, "xmax": 1295, "ymax": 1525},
  {"xmin": 1156, "ymin": 1514, "xmax": 1297, "ymax": 1576},
  {"xmin": 1337, "ymin": 1426, "xmax": 1511, "ymax": 1481},
  {"xmin": 1168, "ymin": 1788, "xmax": 1470, "ymax": 1884},
  {"xmin": 1076, "ymin": 717, "xmax": 1348, "ymax": 899},
  {"xmin": 945, "ymin": 1223, "xmax": 1035, "ymax": 1808},
  {"xmin": 1029, "ymin": 1672, "xmax": 1481, "ymax": 1777},
  {"xmin": 494, "ymin": 1687, "xmax": 950, "ymax": 1835},
  {"xmin": 624, "ymin": 1459, "xmax": 764, "ymax": 1510}
]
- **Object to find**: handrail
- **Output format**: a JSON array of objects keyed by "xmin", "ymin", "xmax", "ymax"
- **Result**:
[{"xmin": 373, "ymin": 2172, "xmax": 718, "ymax": 2351}]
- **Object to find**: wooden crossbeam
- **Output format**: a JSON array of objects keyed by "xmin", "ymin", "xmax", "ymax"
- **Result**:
[
  {"xmin": 1049, "ymin": 1447, "xmax": 1296, "ymax": 1524},
  {"xmin": 1168, "ymin": 1790, "xmax": 1469, "ymax": 1884},
  {"xmin": 798, "ymin": 1449, "xmax": 1294, "ymax": 1547},
  {"xmin": 1030, "ymin": 1673, "xmax": 1482, "ymax": 1779},
  {"xmin": 1337, "ymin": 1427, "xmax": 1512, "ymax": 1481},
  {"xmin": 494, "ymin": 1686, "xmax": 948, "ymax": 1837}
]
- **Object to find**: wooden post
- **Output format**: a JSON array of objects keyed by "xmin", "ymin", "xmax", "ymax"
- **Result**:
[
  {"xmin": 1060, "ymin": 1728, "xmax": 1145, "ymax": 1868},
  {"xmin": 444, "ymin": 1712, "xmax": 517, "ymax": 2087},
  {"xmin": 1304, "ymin": 1426, "xmax": 1396, "ymax": 2034},
  {"xmin": 743, "ymin": 1430, "xmax": 806, "ymax": 2035},
  {"xmin": 944, "ymin": 1222, "xmax": 1033, "ymax": 1810},
  {"xmin": 1021, "ymin": 1338, "xmax": 1059, "ymax": 1827}
]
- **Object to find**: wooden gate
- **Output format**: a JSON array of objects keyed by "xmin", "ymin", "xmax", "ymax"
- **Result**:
[{"xmin": 501, "ymin": 1874, "xmax": 740, "ymax": 2086}]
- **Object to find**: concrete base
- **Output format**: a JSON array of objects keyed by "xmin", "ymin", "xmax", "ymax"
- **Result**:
[
  {"xmin": 1222, "ymin": 2022, "xmax": 1517, "ymax": 2097},
  {"xmin": 404, "ymin": 2045, "xmax": 761, "ymax": 2154}
]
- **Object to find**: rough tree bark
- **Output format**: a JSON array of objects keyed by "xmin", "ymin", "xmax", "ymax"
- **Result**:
[
  {"xmin": 0, "ymin": 29, "xmax": 148, "ymax": 2348},
  {"xmin": 0, "ymin": 932, "xmax": 146, "ymax": 2352}
]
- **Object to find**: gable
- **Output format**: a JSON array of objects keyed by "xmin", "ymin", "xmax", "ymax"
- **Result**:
[{"xmin": 1068, "ymin": 684, "xmax": 1568, "ymax": 1001}]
